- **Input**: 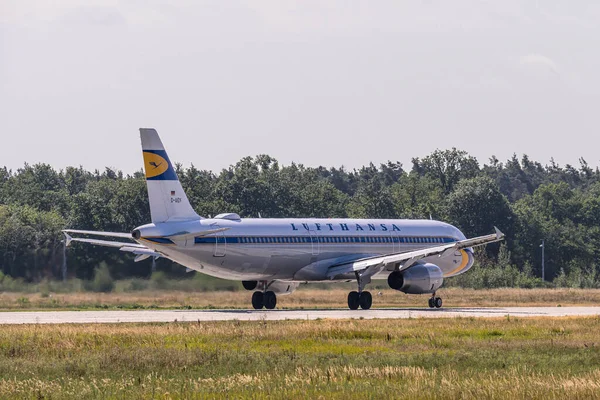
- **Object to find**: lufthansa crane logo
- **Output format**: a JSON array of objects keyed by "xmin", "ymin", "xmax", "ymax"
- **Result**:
[{"xmin": 143, "ymin": 151, "xmax": 170, "ymax": 178}]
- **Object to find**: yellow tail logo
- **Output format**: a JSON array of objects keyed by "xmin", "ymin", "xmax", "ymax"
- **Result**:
[{"xmin": 143, "ymin": 152, "xmax": 169, "ymax": 178}]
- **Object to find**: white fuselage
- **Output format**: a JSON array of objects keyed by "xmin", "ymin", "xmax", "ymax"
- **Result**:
[{"xmin": 135, "ymin": 218, "xmax": 474, "ymax": 282}]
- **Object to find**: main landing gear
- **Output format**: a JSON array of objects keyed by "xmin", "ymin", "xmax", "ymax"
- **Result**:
[
  {"xmin": 252, "ymin": 290, "xmax": 277, "ymax": 310},
  {"xmin": 428, "ymin": 294, "xmax": 443, "ymax": 309},
  {"xmin": 347, "ymin": 291, "xmax": 372, "ymax": 310},
  {"xmin": 347, "ymin": 271, "xmax": 372, "ymax": 310}
]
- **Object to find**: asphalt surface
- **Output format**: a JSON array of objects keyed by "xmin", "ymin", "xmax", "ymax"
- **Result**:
[{"xmin": 0, "ymin": 307, "xmax": 599, "ymax": 324}]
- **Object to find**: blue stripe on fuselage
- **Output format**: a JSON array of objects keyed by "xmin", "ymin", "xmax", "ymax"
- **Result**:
[{"xmin": 142, "ymin": 236, "xmax": 457, "ymax": 245}]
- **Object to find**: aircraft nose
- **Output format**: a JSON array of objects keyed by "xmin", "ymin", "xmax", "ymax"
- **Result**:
[
  {"xmin": 464, "ymin": 248, "xmax": 475, "ymax": 271},
  {"xmin": 453, "ymin": 226, "xmax": 467, "ymax": 241}
]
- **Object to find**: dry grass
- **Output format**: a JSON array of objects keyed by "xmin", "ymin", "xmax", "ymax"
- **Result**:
[
  {"xmin": 1, "ymin": 287, "xmax": 600, "ymax": 310},
  {"xmin": 0, "ymin": 318, "xmax": 600, "ymax": 398}
]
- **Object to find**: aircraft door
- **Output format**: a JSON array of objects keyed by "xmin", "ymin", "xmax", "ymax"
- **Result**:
[
  {"xmin": 309, "ymin": 230, "xmax": 320, "ymax": 256},
  {"xmin": 213, "ymin": 227, "xmax": 226, "ymax": 257}
]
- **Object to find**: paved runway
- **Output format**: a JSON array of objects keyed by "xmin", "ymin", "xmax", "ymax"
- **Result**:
[{"xmin": 0, "ymin": 307, "xmax": 599, "ymax": 324}]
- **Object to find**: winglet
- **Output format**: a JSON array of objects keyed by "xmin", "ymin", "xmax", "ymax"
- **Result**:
[
  {"xmin": 494, "ymin": 226, "xmax": 505, "ymax": 240},
  {"xmin": 62, "ymin": 231, "xmax": 73, "ymax": 247}
]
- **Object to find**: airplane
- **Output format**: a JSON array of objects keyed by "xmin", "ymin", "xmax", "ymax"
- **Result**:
[{"xmin": 63, "ymin": 128, "xmax": 505, "ymax": 310}]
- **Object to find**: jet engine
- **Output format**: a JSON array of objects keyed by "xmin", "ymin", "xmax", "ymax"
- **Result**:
[
  {"xmin": 387, "ymin": 263, "xmax": 443, "ymax": 294},
  {"xmin": 242, "ymin": 281, "xmax": 258, "ymax": 290}
]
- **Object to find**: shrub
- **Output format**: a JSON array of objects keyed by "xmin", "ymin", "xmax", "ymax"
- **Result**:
[
  {"xmin": 150, "ymin": 271, "xmax": 169, "ymax": 290},
  {"xmin": 86, "ymin": 263, "xmax": 115, "ymax": 293},
  {"xmin": 17, "ymin": 297, "xmax": 30, "ymax": 307},
  {"xmin": 127, "ymin": 278, "xmax": 149, "ymax": 292}
]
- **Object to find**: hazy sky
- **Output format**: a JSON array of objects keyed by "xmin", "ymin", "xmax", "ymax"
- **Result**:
[{"xmin": 2, "ymin": 1, "xmax": 599, "ymax": 174}]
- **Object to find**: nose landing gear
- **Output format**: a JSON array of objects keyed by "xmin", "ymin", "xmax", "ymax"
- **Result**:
[{"xmin": 428, "ymin": 294, "xmax": 442, "ymax": 309}]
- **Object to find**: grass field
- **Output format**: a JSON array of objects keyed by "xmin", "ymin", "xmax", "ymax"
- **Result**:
[
  {"xmin": 0, "ymin": 317, "xmax": 600, "ymax": 398},
  {"xmin": 1, "ymin": 287, "xmax": 600, "ymax": 311}
]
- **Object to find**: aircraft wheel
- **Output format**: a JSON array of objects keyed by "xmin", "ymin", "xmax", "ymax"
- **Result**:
[
  {"xmin": 264, "ymin": 291, "xmax": 277, "ymax": 310},
  {"xmin": 428, "ymin": 298, "xmax": 435, "ymax": 308},
  {"xmin": 251, "ymin": 291, "xmax": 264, "ymax": 310},
  {"xmin": 359, "ymin": 291, "xmax": 372, "ymax": 310},
  {"xmin": 434, "ymin": 297, "xmax": 443, "ymax": 309},
  {"xmin": 348, "ymin": 291, "xmax": 360, "ymax": 310}
]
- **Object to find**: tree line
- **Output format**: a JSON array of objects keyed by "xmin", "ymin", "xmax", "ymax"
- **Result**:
[{"xmin": 1, "ymin": 149, "xmax": 600, "ymax": 287}]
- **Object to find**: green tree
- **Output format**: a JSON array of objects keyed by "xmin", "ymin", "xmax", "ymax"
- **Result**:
[
  {"xmin": 446, "ymin": 176, "xmax": 513, "ymax": 239},
  {"xmin": 412, "ymin": 148, "xmax": 479, "ymax": 194}
]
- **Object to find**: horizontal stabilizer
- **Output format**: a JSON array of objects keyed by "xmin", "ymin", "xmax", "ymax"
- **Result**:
[
  {"xmin": 128, "ymin": 247, "xmax": 161, "ymax": 262},
  {"xmin": 63, "ymin": 235, "xmax": 147, "ymax": 249},
  {"xmin": 63, "ymin": 230, "xmax": 133, "ymax": 239},
  {"xmin": 63, "ymin": 232, "xmax": 160, "ymax": 260}
]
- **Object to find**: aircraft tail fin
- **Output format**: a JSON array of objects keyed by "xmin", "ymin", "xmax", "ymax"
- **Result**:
[{"xmin": 140, "ymin": 128, "xmax": 201, "ymax": 223}]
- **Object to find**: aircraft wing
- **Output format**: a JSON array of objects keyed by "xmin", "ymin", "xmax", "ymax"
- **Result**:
[
  {"xmin": 62, "ymin": 231, "xmax": 161, "ymax": 262},
  {"xmin": 327, "ymin": 227, "xmax": 505, "ymax": 279}
]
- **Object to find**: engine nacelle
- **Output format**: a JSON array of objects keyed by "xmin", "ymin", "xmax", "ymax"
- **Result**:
[
  {"xmin": 387, "ymin": 263, "xmax": 444, "ymax": 294},
  {"xmin": 242, "ymin": 281, "xmax": 258, "ymax": 291}
]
